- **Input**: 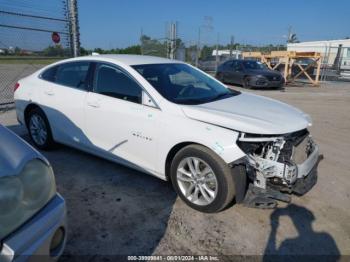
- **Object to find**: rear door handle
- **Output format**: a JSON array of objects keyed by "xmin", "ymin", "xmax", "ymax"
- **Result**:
[
  {"xmin": 87, "ymin": 101, "xmax": 100, "ymax": 108},
  {"xmin": 44, "ymin": 90, "xmax": 55, "ymax": 96}
]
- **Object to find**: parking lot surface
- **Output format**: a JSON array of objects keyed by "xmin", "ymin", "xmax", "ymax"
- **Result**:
[{"xmin": 1, "ymin": 82, "xmax": 349, "ymax": 260}]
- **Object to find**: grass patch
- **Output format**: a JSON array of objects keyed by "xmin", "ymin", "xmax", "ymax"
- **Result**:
[{"xmin": 0, "ymin": 56, "xmax": 67, "ymax": 65}]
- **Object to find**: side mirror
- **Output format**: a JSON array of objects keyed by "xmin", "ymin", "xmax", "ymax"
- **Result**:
[{"xmin": 142, "ymin": 91, "xmax": 157, "ymax": 108}]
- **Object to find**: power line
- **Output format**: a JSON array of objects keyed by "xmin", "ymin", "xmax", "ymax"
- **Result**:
[
  {"xmin": 0, "ymin": 10, "xmax": 68, "ymax": 22},
  {"xmin": 0, "ymin": 24, "xmax": 69, "ymax": 35}
]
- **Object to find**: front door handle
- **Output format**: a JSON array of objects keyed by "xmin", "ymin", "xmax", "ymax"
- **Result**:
[
  {"xmin": 87, "ymin": 101, "xmax": 100, "ymax": 108},
  {"xmin": 44, "ymin": 90, "xmax": 55, "ymax": 96}
]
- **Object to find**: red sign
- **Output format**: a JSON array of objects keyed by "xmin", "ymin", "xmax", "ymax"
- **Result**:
[{"xmin": 52, "ymin": 32, "xmax": 60, "ymax": 44}]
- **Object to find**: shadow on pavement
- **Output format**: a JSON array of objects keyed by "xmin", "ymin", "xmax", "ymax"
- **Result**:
[
  {"xmin": 263, "ymin": 204, "xmax": 340, "ymax": 262},
  {"xmin": 6, "ymin": 123, "xmax": 177, "ymax": 262}
]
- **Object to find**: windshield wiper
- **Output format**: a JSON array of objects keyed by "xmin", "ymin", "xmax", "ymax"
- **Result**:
[
  {"xmin": 173, "ymin": 98, "xmax": 207, "ymax": 105},
  {"xmin": 208, "ymin": 92, "xmax": 235, "ymax": 102}
]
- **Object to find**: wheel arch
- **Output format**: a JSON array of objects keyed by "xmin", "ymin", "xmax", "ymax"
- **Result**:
[
  {"xmin": 24, "ymin": 103, "xmax": 41, "ymax": 127},
  {"xmin": 165, "ymin": 141, "xmax": 201, "ymax": 181}
]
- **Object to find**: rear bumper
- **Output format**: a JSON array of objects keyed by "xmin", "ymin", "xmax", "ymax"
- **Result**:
[{"xmin": 0, "ymin": 194, "xmax": 67, "ymax": 262}]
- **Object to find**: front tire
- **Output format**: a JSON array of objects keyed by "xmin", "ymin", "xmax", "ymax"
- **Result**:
[
  {"xmin": 27, "ymin": 107, "xmax": 55, "ymax": 150},
  {"xmin": 170, "ymin": 145, "xmax": 236, "ymax": 213},
  {"xmin": 242, "ymin": 77, "xmax": 251, "ymax": 89}
]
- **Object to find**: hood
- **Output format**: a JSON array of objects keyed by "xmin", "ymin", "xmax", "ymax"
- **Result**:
[
  {"xmin": 0, "ymin": 125, "xmax": 48, "ymax": 178},
  {"xmin": 181, "ymin": 93, "xmax": 311, "ymax": 135}
]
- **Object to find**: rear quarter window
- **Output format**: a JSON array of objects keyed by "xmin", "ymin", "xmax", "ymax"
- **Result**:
[{"xmin": 41, "ymin": 66, "xmax": 58, "ymax": 82}]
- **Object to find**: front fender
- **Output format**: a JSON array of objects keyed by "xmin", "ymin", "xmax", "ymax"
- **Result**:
[{"xmin": 157, "ymin": 115, "xmax": 246, "ymax": 176}]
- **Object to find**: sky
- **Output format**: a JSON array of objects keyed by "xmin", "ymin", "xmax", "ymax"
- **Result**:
[{"xmin": 78, "ymin": 0, "xmax": 350, "ymax": 49}]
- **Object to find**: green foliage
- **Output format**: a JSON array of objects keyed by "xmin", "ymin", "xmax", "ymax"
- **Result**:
[
  {"xmin": 42, "ymin": 45, "xmax": 70, "ymax": 57},
  {"xmin": 141, "ymin": 35, "xmax": 167, "ymax": 57},
  {"xmin": 80, "ymin": 46, "xmax": 89, "ymax": 56},
  {"xmin": 78, "ymin": 34, "xmax": 287, "ymax": 61}
]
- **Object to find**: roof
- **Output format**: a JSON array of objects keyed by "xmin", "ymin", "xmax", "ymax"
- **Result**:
[
  {"xmin": 83, "ymin": 54, "xmax": 180, "ymax": 66},
  {"xmin": 288, "ymin": 39, "xmax": 350, "ymax": 47}
]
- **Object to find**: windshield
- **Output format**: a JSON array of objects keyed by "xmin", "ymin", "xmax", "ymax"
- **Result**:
[
  {"xmin": 242, "ymin": 61, "xmax": 267, "ymax": 70},
  {"xmin": 133, "ymin": 63, "xmax": 240, "ymax": 105}
]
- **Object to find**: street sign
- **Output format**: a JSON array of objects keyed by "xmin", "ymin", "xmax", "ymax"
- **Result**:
[{"xmin": 52, "ymin": 32, "xmax": 60, "ymax": 44}]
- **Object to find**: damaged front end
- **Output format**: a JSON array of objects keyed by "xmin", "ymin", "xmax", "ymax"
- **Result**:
[{"xmin": 236, "ymin": 129, "xmax": 319, "ymax": 208}]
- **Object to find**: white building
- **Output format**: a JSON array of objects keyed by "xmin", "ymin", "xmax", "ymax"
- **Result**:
[
  {"xmin": 211, "ymin": 49, "xmax": 242, "ymax": 59},
  {"xmin": 287, "ymin": 39, "xmax": 350, "ymax": 69}
]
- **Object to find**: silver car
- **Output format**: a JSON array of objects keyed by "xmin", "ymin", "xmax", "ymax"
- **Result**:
[{"xmin": 0, "ymin": 125, "xmax": 66, "ymax": 262}]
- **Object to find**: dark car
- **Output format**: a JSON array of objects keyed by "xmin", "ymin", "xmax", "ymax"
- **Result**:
[{"xmin": 216, "ymin": 59, "xmax": 285, "ymax": 88}]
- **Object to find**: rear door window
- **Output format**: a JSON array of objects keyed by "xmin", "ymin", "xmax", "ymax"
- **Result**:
[
  {"xmin": 231, "ymin": 61, "xmax": 242, "ymax": 71},
  {"xmin": 55, "ymin": 62, "xmax": 90, "ymax": 90}
]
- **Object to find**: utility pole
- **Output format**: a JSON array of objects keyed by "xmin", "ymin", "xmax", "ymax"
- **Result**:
[
  {"xmin": 68, "ymin": 0, "xmax": 80, "ymax": 57},
  {"xmin": 195, "ymin": 27, "xmax": 201, "ymax": 67},
  {"xmin": 215, "ymin": 33, "xmax": 220, "ymax": 71},
  {"xmin": 168, "ymin": 22, "xmax": 177, "ymax": 59},
  {"xmin": 229, "ymin": 35, "xmax": 234, "ymax": 57},
  {"xmin": 140, "ymin": 28, "xmax": 144, "ymax": 55}
]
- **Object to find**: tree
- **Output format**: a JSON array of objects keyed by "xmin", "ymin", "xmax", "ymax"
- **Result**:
[
  {"xmin": 93, "ymin": 48, "xmax": 104, "ymax": 54},
  {"xmin": 42, "ymin": 45, "xmax": 69, "ymax": 57},
  {"xmin": 201, "ymin": 45, "xmax": 214, "ymax": 60},
  {"xmin": 80, "ymin": 46, "xmax": 89, "ymax": 56},
  {"xmin": 141, "ymin": 35, "xmax": 167, "ymax": 57},
  {"xmin": 287, "ymin": 33, "xmax": 299, "ymax": 43},
  {"xmin": 14, "ymin": 46, "xmax": 21, "ymax": 55}
]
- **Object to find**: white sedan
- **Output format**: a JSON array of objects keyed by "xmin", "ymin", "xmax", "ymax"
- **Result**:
[{"xmin": 14, "ymin": 55, "xmax": 319, "ymax": 212}]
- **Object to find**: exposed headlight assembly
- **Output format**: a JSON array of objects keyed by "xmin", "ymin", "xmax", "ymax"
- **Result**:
[{"xmin": 0, "ymin": 159, "xmax": 56, "ymax": 240}]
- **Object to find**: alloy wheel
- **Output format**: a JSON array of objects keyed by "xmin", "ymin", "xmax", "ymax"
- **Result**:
[
  {"xmin": 176, "ymin": 157, "xmax": 218, "ymax": 206},
  {"xmin": 29, "ymin": 114, "xmax": 48, "ymax": 146}
]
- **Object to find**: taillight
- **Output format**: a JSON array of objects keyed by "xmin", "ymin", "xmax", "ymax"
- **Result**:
[{"xmin": 14, "ymin": 82, "xmax": 20, "ymax": 92}]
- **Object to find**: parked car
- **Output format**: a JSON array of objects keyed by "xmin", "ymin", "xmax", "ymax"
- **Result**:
[
  {"xmin": 14, "ymin": 55, "xmax": 319, "ymax": 212},
  {"xmin": 0, "ymin": 125, "xmax": 66, "ymax": 261},
  {"xmin": 216, "ymin": 59, "xmax": 285, "ymax": 88}
]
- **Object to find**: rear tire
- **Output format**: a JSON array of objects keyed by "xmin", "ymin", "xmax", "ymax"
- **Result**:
[
  {"xmin": 216, "ymin": 72, "xmax": 225, "ymax": 83},
  {"xmin": 26, "ymin": 107, "xmax": 55, "ymax": 150},
  {"xmin": 170, "ymin": 144, "xmax": 236, "ymax": 213}
]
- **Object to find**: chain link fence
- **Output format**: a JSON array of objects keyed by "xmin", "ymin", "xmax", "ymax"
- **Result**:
[
  {"xmin": 287, "ymin": 44, "xmax": 350, "ymax": 82},
  {"xmin": 0, "ymin": 0, "xmax": 73, "ymax": 108}
]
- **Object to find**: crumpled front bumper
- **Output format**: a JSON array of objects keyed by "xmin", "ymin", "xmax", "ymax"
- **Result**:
[
  {"xmin": 291, "ymin": 144, "xmax": 319, "ymax": 195},
  {"xmin": 235, "ymin": 142, "xmax": 320, "ymax": 208}
]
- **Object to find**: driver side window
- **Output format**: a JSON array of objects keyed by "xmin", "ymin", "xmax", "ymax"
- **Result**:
[{"xmin": 93, "ymin": 63, "xmax": 142, "ymax": 104}]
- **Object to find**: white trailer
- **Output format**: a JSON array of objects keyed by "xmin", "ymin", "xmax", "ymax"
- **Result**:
[{"xmin": 287, "ymin": 39, "xmax": 350, "ymax": 71}]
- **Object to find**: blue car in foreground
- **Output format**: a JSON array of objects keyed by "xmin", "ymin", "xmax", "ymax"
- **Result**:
[{"xmin": 0, "ymin": 125, "xmax": 66, "ymax": 262}]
